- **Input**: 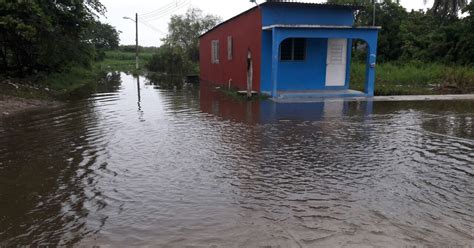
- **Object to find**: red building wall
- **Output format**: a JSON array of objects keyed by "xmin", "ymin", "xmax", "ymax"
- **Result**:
[{"xmin": 199, "ymin": 8, "xmax": 262, "ymax": 91}]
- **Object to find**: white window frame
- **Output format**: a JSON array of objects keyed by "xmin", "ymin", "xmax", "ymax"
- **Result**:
[
  {"xmin": 211, "ymin": 40, "xmax": 220, "ymax": 64},
  {"xmin": 227, "ymin": 36, "xmax": 233, "ymax": 60}
]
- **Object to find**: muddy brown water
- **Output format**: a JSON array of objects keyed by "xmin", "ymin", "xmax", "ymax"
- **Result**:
[{"xmin": 0, "ymin": 73, "xmax": 473, "ymax": 247}]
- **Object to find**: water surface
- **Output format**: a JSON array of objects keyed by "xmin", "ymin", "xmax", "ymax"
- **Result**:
[{"xmin": 0, "ymin": 73, "xmax": 473, "ymax": 247}]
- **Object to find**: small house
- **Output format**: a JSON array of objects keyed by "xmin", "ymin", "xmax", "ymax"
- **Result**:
[{"xmin": 199, "ymin": 0, "xmax": 380, "ymax": 98}]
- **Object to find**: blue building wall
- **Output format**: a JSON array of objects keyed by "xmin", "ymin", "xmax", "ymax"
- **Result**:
[
  {"xmin": 259, "ymin": 4, "xmax": 379, "ymax": 97},
  {"xmin": 261, "ymin": 30, "xmax": 273, "ymax": 94},
  {"xmin": 260, "ymin": 5, "xmax": 357, "ymax": 95},
  {"xmin": 277, "ymin": 38, "xmax": 328, "ymax": 91},
  {"xmin": 261, "ymin": 5, "xmax": 355, "ymax": 27}
]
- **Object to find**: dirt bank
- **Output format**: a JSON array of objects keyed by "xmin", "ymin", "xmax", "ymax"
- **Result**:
[{"xmin": 0, "ymin": 95, "xmax": 60, "ymax": 118}]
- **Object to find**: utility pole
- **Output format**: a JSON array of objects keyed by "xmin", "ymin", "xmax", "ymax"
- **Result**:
[
  {"xmin": 373, "ymin": 0, "xmax": 376, "ymax": 26},
  {"xmin": 123, "ymin": 14, "xmax": 139, "ymax": 70},
  {"xmin": 135, "ymin": 13, "xmax": 139, "ymax": 70}
]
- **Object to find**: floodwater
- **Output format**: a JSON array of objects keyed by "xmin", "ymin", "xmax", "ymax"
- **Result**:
[{"xmin": 0, "ymin": 73, "xmax": 473, "ymax": 247}]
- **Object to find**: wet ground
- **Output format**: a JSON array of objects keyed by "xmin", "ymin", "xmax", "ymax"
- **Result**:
[
  {"xmin": 0, "ymin": 73, "xmax": 473, "ymax": 247},
  {"xmin": 0, "ymin": 95, "xmax": 60, "ymax": 118}
]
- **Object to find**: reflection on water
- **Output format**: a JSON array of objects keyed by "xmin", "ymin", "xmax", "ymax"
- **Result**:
[{"xmin": 0, "ymin": 74, "xmax": 473, "ymax": 247}]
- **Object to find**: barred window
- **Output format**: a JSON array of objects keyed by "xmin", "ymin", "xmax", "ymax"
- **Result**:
[{"xmin": 280, "ymin": 38, "xmax": 306, "ymax": 61}]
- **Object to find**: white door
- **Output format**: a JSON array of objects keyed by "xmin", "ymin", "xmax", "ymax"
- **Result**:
[{"xmin": 326, "ymin": 39, "xmax": 348, "ymax": 87}]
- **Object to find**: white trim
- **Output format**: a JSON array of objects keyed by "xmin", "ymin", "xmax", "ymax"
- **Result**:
[{"xmin": 262, "ymin": 24, "xmax": 382, "ymax": 30}]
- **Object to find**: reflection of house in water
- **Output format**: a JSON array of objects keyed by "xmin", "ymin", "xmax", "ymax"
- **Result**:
[
  {"xmin": 200, "ymin": 83, "xmax": 373, "ymax": 124},
  {"xmin": 200, "ymin": 83, "xmax": 260, "ymax": 123}
]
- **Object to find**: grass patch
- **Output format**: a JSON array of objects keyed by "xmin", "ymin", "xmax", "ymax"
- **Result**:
[
  {"xmin": 1, "ymin": 65, "xmax": 107, "ymax": 101},
  {"xmin": 98, "ymin": 50, "xmax": 154, "ymax": 73},
  {"xmin": 350, "ymin": 61, "xmax": 474, "ymax": 95},
  {"xmin": 1, "ymin": 50, "xmax": 155, "ymax": 101}
]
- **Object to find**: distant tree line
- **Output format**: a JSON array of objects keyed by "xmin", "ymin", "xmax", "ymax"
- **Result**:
[
  {"xmin": 328, "ymin": 0, "xmax": 473, "ymax": 65},
  {"xmin": 0, "ymin": 0, "xmax": 120, "ymax": 76}
]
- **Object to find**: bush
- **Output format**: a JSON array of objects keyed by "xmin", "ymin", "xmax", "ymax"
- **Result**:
[{"xmin": 146, "ymin": 46, "xmax": 189, "ymax": 75}]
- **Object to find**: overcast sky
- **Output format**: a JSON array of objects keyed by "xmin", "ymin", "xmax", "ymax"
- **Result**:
[{"xmin": 100, "ymin": 0, "xmax": 434, "ymax": 47}]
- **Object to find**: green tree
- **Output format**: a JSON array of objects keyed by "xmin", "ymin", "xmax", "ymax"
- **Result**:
[
  {"xmin": 163, "ymin": 8, "xmax": 221, "ymax": 64},
  {"xmin": 453, "ymin": 2, "xmax": 474, "ymax": 64},
  {"xmin": 87, "ymin": 22, "xmax": 120, "ymax": 50},
  {"xmin": 327, "ymin": 0, "xmax": 406, "ymax": 62},
  {"xmin": 359, "ymin": 0, "xmax": 407, "ymax": 62},
  {"xmin": 0, "ymin": 0, "xmax": 106, "ymax": 75},
  {"xmin": 427, "ymin": 0, "xmax": 470, "ymax": 17}
]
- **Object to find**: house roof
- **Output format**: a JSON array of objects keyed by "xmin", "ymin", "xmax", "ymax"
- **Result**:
[{"xmin": 199, "ymin": 1, "xmax": 363, "ymax": 38}]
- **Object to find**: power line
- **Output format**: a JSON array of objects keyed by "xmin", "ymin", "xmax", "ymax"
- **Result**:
[
  {"xmin": 140, "ymin": 0, "xmax": 190, "ymax": 22},
  {"xmin": 138, "ymin": 19, "xmax": 167, "ymax": 35},
  {"xmin": 140, "ymin": 1, "xmax": 189, "ymax": 22},
  {"xmin": 140, "ymin": 0, "xmax": 182, "ymax": 17},
  {"xmin": 140, "ymin": 0, "xmax": 188, "ymax": 20}
]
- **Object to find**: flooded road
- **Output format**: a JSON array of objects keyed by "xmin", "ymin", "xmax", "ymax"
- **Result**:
[{"xmin": 0, "ymin": 73, "xmax": 473, "ymax": 247}]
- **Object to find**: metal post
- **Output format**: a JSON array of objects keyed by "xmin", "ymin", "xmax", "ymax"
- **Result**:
[
  {"xmin": 135, "ymin": 13, "xmax": 139, "ymax": 70},
  {"xmin": 372, "ymin": 0, "xmax": 376, "ymax": 26}
]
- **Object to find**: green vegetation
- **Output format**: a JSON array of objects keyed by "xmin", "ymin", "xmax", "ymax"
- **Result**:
[
  {"xmin": 0, "ymin": 0, "xmax": 121, "ymax": 100},
  {"xmin": 146, "ymin": 8, "xmax": 221, "ymax": 76},
  {"xmin": 99, "ymin": 50, "xmax": 154, "ymax": 73},
  {"xmin": 350, "ymin": 62, "xmax": 474, "ymax": 95},
  {"xmin": 0, "ymin": 66, "xmax": 103, "ymax": 100},
  {"xmin": 328, "ymin": 0, "xmax": 474, "ymax": 95},
  {"xmin": 329, "ymin": 0, "xmax": 474, "ymax": 65},
  {"xmin": 0, "ymin": 1, "xmax": 119, "ymax": 75}
]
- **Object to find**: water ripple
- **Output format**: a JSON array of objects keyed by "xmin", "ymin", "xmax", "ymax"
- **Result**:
[{"xmin": 0, "ymin": 74, "xmax": 473, "ymax": 247}]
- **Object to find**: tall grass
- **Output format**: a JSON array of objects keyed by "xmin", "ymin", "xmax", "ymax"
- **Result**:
[
  {"xmin": 350, "ymin": 61, "xmax": 474, "ymax": 95},
  {"xmin": 99, "ymin": 51, "xmax": 154, "ymax": 72}
]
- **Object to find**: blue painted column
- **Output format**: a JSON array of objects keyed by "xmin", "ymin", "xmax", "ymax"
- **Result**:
[
  {"xmin": 365, "ymin": 40, "xmax": 378, "ymax": 97},
  {"xmin": 345, "ymin": 38, "xmax": 353, "ymax": 89},
  {"xmin": 271, "ymin": 28, "xmax": 280, "ymax": 98}
]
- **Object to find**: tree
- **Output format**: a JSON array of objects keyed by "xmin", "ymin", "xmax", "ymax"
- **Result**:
[
  {"xmin": 426, "ymin": 0, "xmax": 470, "ymax": 17},
  {"xmin": 163, "ymin": 8, "xmax": 221, "ymax": 64},
  {"xmin": 0, "ymin": 0, "xmax": 107, "ymax": 75},
  {"xmin": 358, "ymin": 0, "xmax": 407, "ymax": 62},
  {"xmin": 454, "ymin": 2, "xmax": 474, "ymax": 65},
  {"xmin": 326, "ymin": 0, "xmax": 407, "ymax": 62},
  {"xmin": 86, "ymin": 22, "xmax": 120, "ymax": 50}
]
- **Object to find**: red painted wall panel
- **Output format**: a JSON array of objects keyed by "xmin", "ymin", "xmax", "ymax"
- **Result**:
[{"xmin": 199, "ymin": 8, "xmax": 262, "ymax": 91}]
